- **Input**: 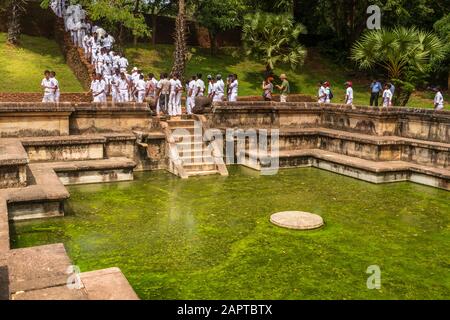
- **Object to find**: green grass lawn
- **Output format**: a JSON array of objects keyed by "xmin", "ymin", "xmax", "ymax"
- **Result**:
[
  {"xmin": 0, "ymin": 33, "xmax": 445, "ymax": 110},
  {"xmin": 125, "ymin": 43, "xmax": 448, "ymax": 110},
  {"xmin": 0, "ymin": 33, "xmax": 83, "ymax": 93}
]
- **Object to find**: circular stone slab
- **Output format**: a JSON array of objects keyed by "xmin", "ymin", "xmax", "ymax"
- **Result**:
[{"xmin": 270, "ymin": 211, "xmax": 324, "ymax": 230}]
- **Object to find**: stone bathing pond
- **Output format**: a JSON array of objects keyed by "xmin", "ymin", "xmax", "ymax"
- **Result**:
[{"xmin": 10, "ymin": 166, "xmax": 450, "ymax": 300}]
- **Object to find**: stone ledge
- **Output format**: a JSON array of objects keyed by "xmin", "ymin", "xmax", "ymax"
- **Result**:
[
  {"xmin": 0, "ymin": 139, "xmax": 29, "ymax": 166},
  {"xmin": 80, "ymin": 267, "xmax": 139, "ymax": 300},
  {"xmin": 219, "ymin": 127, "xmax": 450, "ymax": 152},
  {"xmin": 213, "ymin": 102, "xmax": 450, "ymax": 119},
  {"xmin": 21, "ymin": 135, "xmax": 107, "ymax": 147},
  {"xmin": 103, "ymin": 133, "xmax": 137, "ymax": 142},
  {"xmin": 6, "ymin": 244, "xmax": 72, "ymax": 294},
  {"xmin": 48, "ymin": 157, "xmax": 136, "ymax": 173},
  {"xmin": 0, "ymin": 103, "xmax": 75, "ymax": 113},
  {"xmin": 0, "ymin": 199, "xmax": 9, "ymax": 253},
  {"xmin": 272, "ymin": 149, "xmax": 450, "ymax": 178},
  {"xmin": 72, "ymin": 103, "xmax": 151, "ymax": 112}
]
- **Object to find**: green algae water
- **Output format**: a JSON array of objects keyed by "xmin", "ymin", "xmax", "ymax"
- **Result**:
[{"xmin": 10, "ymin": 167, "xmax": 450, "ymax": 299}]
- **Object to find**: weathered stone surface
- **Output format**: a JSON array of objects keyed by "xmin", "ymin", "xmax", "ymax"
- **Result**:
[
  {"xmin": 11, "ymin": 284, "xmax": 88, "ymax": 300},
  {"xmin": 81, "ymin": 268, "xmax": 139, "ymax": 300},
  {"xmin": 6, "ymin": 244, "xmax": 72, "ymax": 294},
  {"xmin": 22, "ymin": 135, "xmax": 105, "ymax": 162},
  {"xmin": 270, "ymin": 211, "xmax": 324, "ymax": 230},
  {"xmin": 244, "ymin": 148, "xmax": 449, "ymax": 190},
  {"xmin": 0, "ymin": 199, "xmax": 9, "ymax": 253}
]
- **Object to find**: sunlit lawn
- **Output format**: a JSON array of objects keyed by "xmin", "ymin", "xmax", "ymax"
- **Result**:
[
  {"xmin": 125, "ymin": 43, "xmax": 447, "ymax": 110},
  {"xmin": 0, "ymin": 33, "xmax": 83, "ymax": 93}
]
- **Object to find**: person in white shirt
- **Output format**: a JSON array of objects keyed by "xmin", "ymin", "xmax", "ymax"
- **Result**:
[
  {"xmin": 382, "ymin": 84, "xmax": 393, "ymax": 107},
  {"xmin": 118, "ymin": 55, "xmax": 129, "ymax": 73},
  {"xmin": 50, "ymin": 71, "xmax": 60, "ymax": 103},
  {"xmin": 229, "ymin": 74, "xmax": 238, "ymax": 102},
  {"xmin": 117, "ymin": 72, "xmax": 131, "ymax": 103},
  {"xmin": 207, "ymin": 75, "xmax": 214, "ymax": 96},
  {"xmin": 88, "ymin": 74, "xmax": 107, "ymax": 103},
  {"xmin": 324, "ymin": 81, "xmax": 331, "ymax": 103},
  {"xmin": 196, "ymin": 73, "xmax": 206, "ymax": 97},
  {"xmin": 168, "ymin": 75, "xmax": 177, "ymax": 116},
  {"xmin": 101, "ymin": 34, "xmax": 115, "ymax": 51},
  {"xmin": 185, "ymin": 80, "xmax": 191, "ymax": 115},
  {"xmin": 168, "ymin": 73, "xmax": 182, "ymax": 116},
  {"xmin": 188, "ymin": 75, "xmax": 197, "ymax": 114},
  {"xmin": 145, "ymin": 73, "xmax": 158, "ymax": 100},
  {"xmin": 318, "ymin": 81, "xmax": 326, "ymax": 103},
  {"xmin": 434, "ymin": 87, "xmax": 444, "ymax": 111},
  {"xmin": 211, "ymin": 74, "xmax": 225, "ymax": 102},
  {"xmin": 41, "ymin": 70, "xmax": 56, "ymax": 103},
  {"xmin": 82, "ymin": 32, "xmax": 92, "ymax": 60},
  {"xmin": 110, "ymin": 69, "xmax": 121, "ymax": 103},
  {"xmin": 134, "ymin": 75, "xmax": 147, "ymax": 103},
  {"xmin": 345, "ymin": 81, "xmax": 353, "ymax": 105}
]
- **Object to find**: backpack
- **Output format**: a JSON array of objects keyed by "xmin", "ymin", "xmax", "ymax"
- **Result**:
[{"xmin": 328, "ymin": 89, "xmax": 334, "ymax": 100}]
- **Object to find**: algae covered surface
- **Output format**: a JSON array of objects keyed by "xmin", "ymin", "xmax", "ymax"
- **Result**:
[{"xmin": 10, "ymin": 167, "xmax": 450, "ymax": 299}]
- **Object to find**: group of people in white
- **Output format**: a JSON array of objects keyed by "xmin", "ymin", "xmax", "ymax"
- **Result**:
[
  {"xmin": 48, "ymin": 0, "xmax": 240, "ymax": 115},
  {"xmin": 317, "ymin": 80, "xmax": 392, "ymax": 107},
  {"xmin": 40, "ymin": 70, "xmax": 60, "ymax": 103},
  {"xmin": 46, "ymin": 1, "xmax": 444, "ymax": 112}
]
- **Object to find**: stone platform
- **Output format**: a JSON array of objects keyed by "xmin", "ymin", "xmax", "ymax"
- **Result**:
[
  {"xmin": 270, "ymin": 211, "xmax": 324, "ymax": 230},
  {"xmin": 0, "ymin": 244, "xmax": 139, "ymax": 300}
]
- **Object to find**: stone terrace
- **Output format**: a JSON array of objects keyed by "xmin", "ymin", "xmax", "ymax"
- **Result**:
[{"xmin": 0, "ymin": 100, "xmax": 448, "ymax": 300}]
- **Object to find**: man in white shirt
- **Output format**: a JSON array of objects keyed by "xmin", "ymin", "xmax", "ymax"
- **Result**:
[
  {"xmin": 41, "ymin": 70, "xmax": 56, "ymax": 103},
  {"xmin": 195, "ymin": 73, "xmax": 206, "ymax": 97},
  {"xmin": 229, "ymin": 74, "xmax": 238, "ymax": 102},
  {"xmin": 188, "ymin": 75, "xmax": 197, "ymax": 114},
  {"xmin": 434, "ymin": 87, "xmax": 444, "ymax": 111},
  {"xmin": 212, "ymin": 74, "xmax": 225, "ymax": 102},
  {"xmin": 117, "ymin": 72, "xmax": 131, "ymax": 103},
  {"xmin": 110, "ymin": 69, "xmax": 121, "ymax": 103},
  {"xmin": 134, "ymin": 75, "xmax": 147, "ymax": 103},
  {"xmin": 119, "ymin": 55, "xmax": 129, "ymax": 73},
  {"xmin": 82, "ymin": 32, "xmax": 92, "ymax": 59},
  {"xmin": 50, "ymin": 71, "xmax": 60, "ymax": 103},
  {"xmin": 382, "ymin": 84, "xmax": 393, "ymax": 107},
  {"xmin": 345, "ymin": 81, "xmax": 353, "ymax": 105},
  {"xmin": 89, "ymin": 74, "xmax": 107, "ymax": 103},
  {"xmin": 207, "ymin": 75, "xmax": 214, "ymax": 96},
  {"xmin": 168, "ymin": 73, "xmax": 183, "ymax": 116},
  {"xmin": 318, "ymin": 81, "xmax": 326, "ymax": 103}
]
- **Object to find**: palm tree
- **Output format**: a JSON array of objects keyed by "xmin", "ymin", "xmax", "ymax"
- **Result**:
[
  {"xmin": 0, "ymin": 0, "xmax": 28, "ymax": 45},
  {"xmin": 171, "ymin": 0, "xmax": 187, "ymax": 81},
  {"xmin": 242, "ymin": 12, "xmax": 307, "ymax": 72},
  {"xmin": 351, "ymin": 27, "xmax": 445, "ymax": 105}
]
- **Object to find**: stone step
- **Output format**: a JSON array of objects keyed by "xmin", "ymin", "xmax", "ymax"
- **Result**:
[
  {"xmin": 180, "ymin": 154, "xmax": 214, "ymax": 162},
  {"xmin": 3, "ymin": 244, "xmax": 139, "ymax": 300},
  {"xmin": 183, "ymin": 163, "xmax": 217, "ymax": 171},
  {"xmin": 186, "ymin": 169, "xmax": 219, "ymax": 177},
  {"xmin": 244, "ymin": 148, "xmax": 450, "ymax": 190},
  {"xmin": 21, "ymin": 135, "xmax": 106, "ymax": 162},
  {"xmin": 172, "ymin": 134, "xmax": 203, "ymax": 142},
  {"xmin": 0, "ymin": 139, "xmax": 28, "ymax": 189},
  {"xmin": 170, "ymin": 126, "xmax": 198, "ymax": 134},
  {"xmin": 167, "ymin": 119, "xmax": 196, "ymax": 127}
]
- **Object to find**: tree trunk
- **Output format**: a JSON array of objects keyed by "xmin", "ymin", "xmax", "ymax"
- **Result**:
[
  {"xmin": 7, "ymin": 1, "xmax": 25, "ymax": 45},
  {"xmin": 209, "ymin": 31, "xmax": 217, "ymax": 56},
  {"xmin": 448, "ymin": 71, "xmax": 450, "ymax": 90},
  {"xmin": 151, "ymin": 14, "xmax": 157, "ymax": 46},
  {"xmin": 171, "ymin": 0, "xmax": 187, "ymax": 81}
]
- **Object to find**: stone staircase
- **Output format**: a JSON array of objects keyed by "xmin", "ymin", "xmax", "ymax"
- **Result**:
[{"xmin": 162, "ymin": 117, "xmax": 228, "ymax": 178}]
